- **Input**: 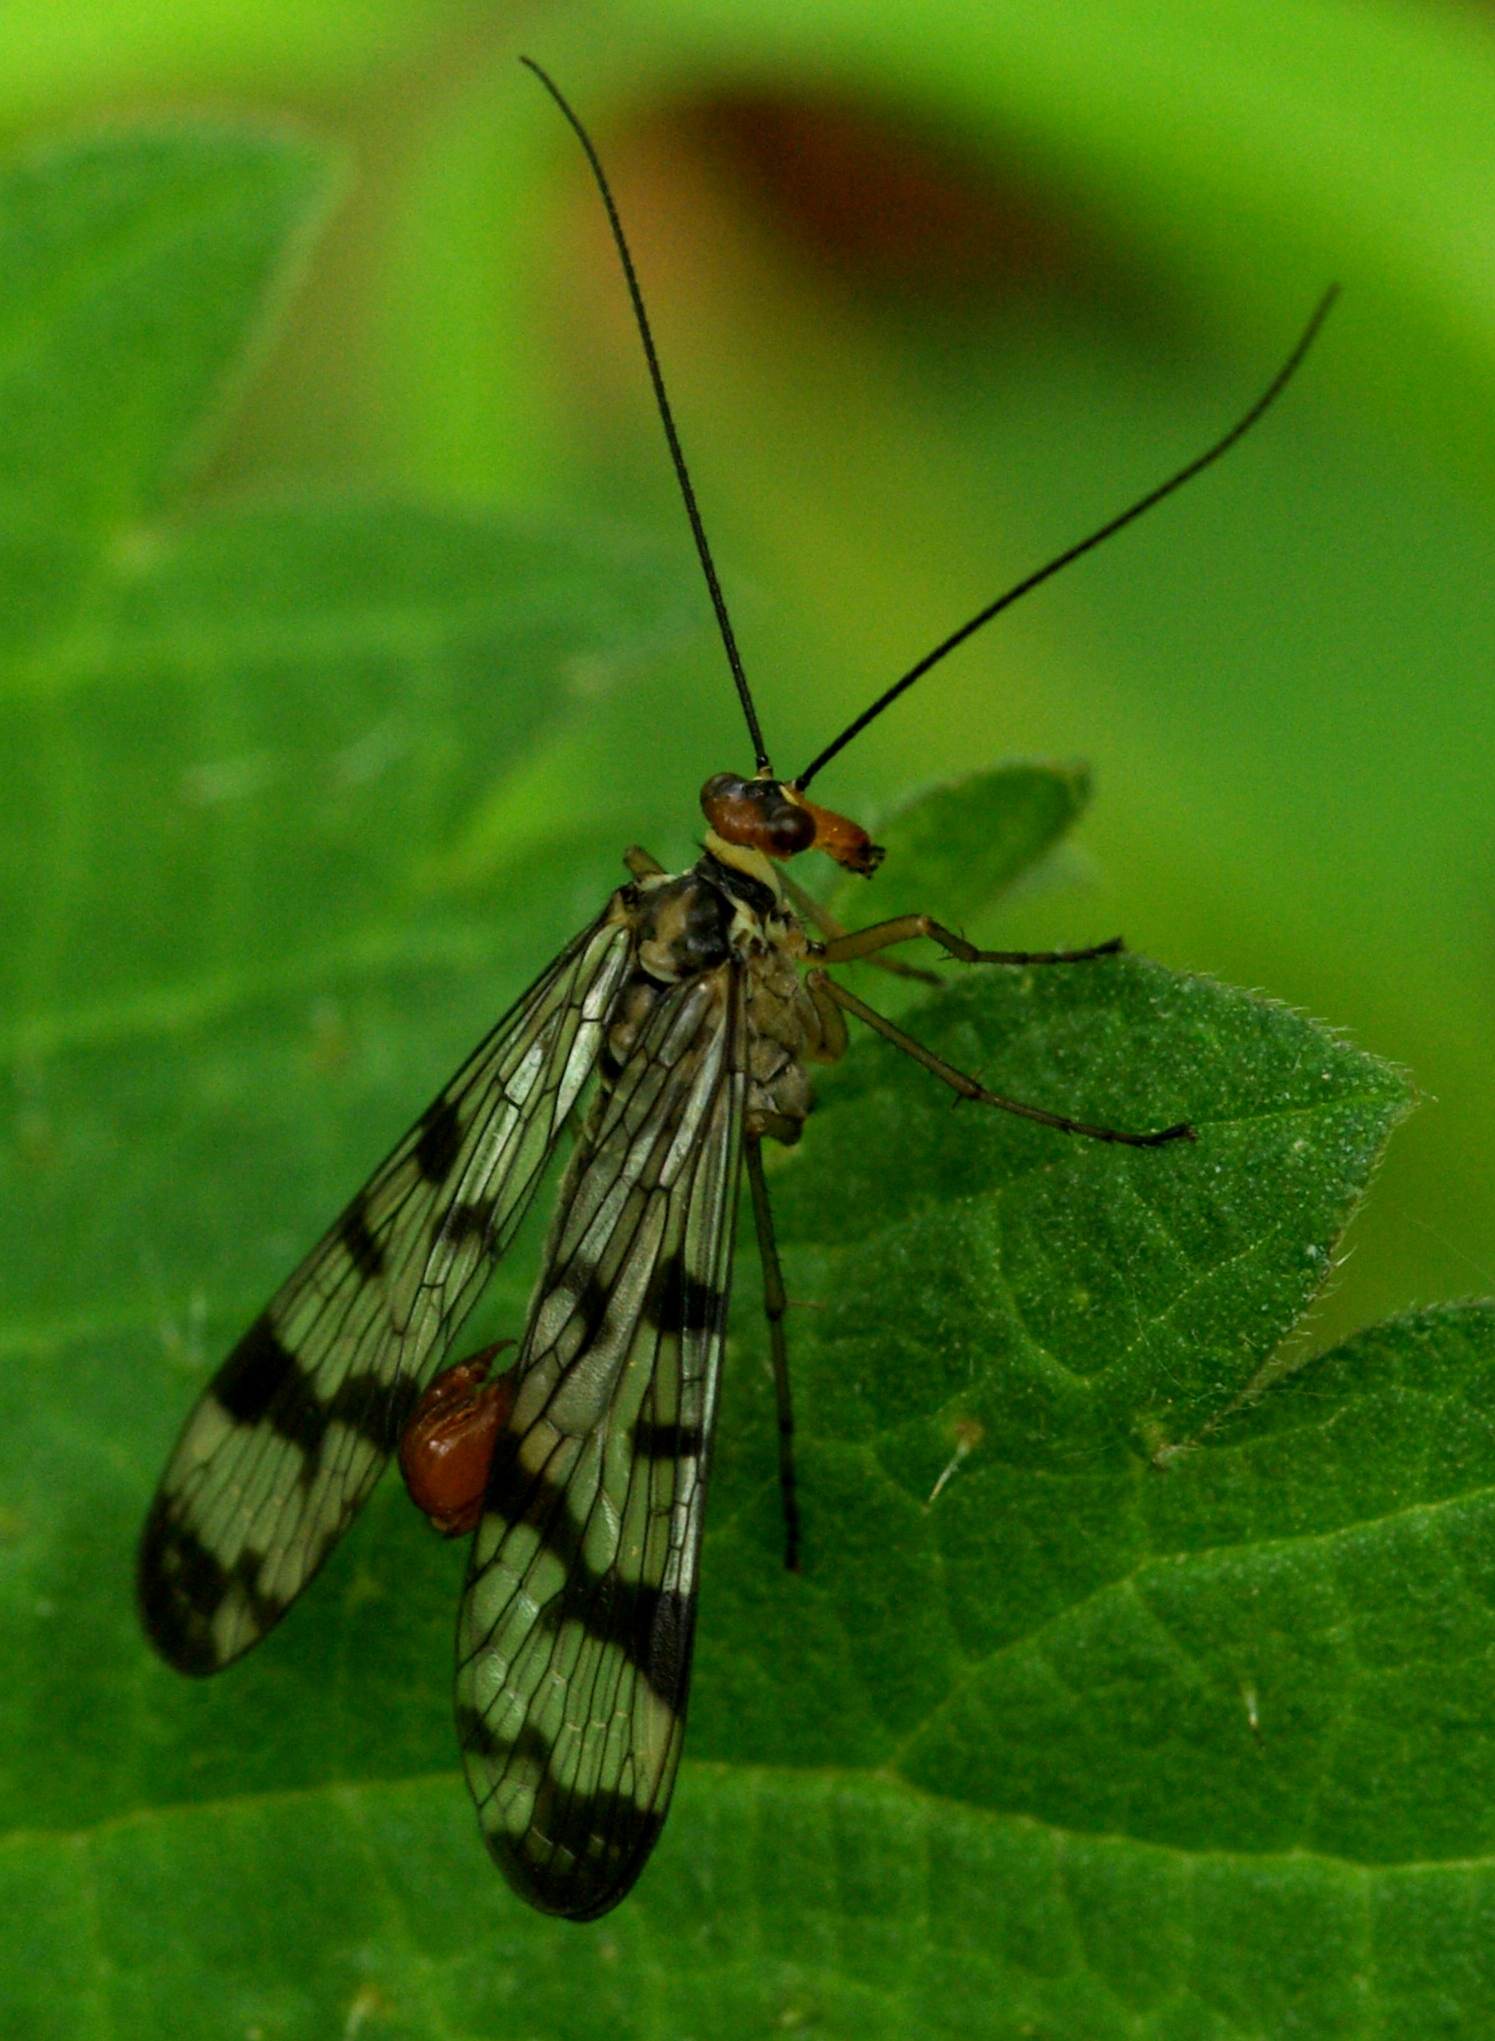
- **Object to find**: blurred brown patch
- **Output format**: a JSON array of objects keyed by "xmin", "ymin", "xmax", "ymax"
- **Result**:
[{"xmin": 671, "ymin": 87, "xmax": 1086, "ymax": 309}]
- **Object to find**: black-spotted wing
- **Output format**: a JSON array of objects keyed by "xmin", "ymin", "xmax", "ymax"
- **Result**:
[
  {"xmin": 138, "ymin": 914, "xmax": 632, "ymax": 1675},
  {"xmin": 457, "ymin": 960, "xmax": 746, "ymax": 1918}
]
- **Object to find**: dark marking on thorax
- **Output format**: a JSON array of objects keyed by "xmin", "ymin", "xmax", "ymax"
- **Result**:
[
  {"xmin": 634, "ymin": 872, "xmax": 734, "ymax": 983},
  {"xmin": 600, "ymin": 867, "xmax": 742, "ymax": 1084},
  {"xmin": 700, "ymin": 850, "xmax": 777, "ymax": 923}
]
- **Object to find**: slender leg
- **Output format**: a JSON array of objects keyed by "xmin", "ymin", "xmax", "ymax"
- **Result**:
[
  {"xmin": 813, "ymin": 970, "xmax": 1195, "ymax": 1147},
  {"xmin": 822, "ymin": 912, "xmax": 1122, "ymax": 969},
  {"xmin": 745, "ymin": 1135, "xmax": 801, "ymax": 1571},
  {"xmin": 624, "ymin": 844, "xmax": 666, "ymax": 879},
  {"xmin": 780, "ymin": 871, "xmax": 943, "ymax": 986}
]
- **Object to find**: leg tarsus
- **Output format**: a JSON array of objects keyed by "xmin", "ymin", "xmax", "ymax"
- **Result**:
[{"xmin": 813, "ymin": 970, "xmax": 1195, "ymax": 1148}]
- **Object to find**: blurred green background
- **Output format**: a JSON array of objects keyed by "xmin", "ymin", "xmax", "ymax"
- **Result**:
[{"xmin": 7, "ymin": 0, "xmax": 1491, "ymax": 1345}]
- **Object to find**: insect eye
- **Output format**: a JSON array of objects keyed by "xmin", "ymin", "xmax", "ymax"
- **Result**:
[{"xmin": 764, "ymin": 799, "xmax": 815, "ymax": 855}]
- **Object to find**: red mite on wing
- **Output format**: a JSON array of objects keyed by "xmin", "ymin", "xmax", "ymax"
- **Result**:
[
  {"xmin": 400, "ymin": 1343, "xmax": 519, "ymax": 1539},
  {"xmin": 137, "ymin": 56, "xmax": 1336, "ymax": 1920}
]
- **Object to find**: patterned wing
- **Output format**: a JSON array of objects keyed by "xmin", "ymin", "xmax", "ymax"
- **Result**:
[
  {"xmin": 139, "ymin": 913, "xmax": 633, "ymax": 1676},
  {"xmin": 457, "ymin": 961, "xmax": 746, "ymax": 1919}
]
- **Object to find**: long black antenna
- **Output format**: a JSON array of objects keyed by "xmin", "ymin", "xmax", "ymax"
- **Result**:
[
  {"xmin": 521, "ymin": 57, "xmax": 770, "ymax": 773},
  {"xmin": 794, "ymin": 285, "xmax": 1339, "ymax": 791}
]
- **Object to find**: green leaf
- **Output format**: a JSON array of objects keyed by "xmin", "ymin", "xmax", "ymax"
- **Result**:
[
  {"xmin": 0, "ymin": 127, "xmax": 335, "ymax": 658},
  {"xmin": 6, "ymin": 117, "xmax": 1492, "ymax": 2041}
]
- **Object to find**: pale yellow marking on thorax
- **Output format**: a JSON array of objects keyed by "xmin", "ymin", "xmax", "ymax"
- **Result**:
[{"xmin": 701, "ymin": 829, "xmax": 783, "ymax": 898}]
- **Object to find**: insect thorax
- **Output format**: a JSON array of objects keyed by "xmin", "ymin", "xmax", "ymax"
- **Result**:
[{"xmin": 605, "ymin": 850, "xmax": 839, "ymax": 1143}]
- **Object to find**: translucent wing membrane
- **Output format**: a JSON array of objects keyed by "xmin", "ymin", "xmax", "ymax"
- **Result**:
[
  {"xmin": 458, "ymin": 963, "xmax": 746, "ymax": 1919},
  {"xmin": 138, "ymin": 916, "xmax": 632, "ymax": 1675}
]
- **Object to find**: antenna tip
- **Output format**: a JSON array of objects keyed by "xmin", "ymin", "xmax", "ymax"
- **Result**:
[{"xmin": 518, "ymin": 55, "xmax": 557, "ymax": 96}]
